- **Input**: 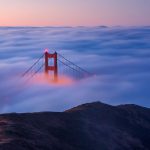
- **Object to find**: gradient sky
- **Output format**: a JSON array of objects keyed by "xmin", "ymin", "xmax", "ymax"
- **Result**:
[{"xmin": 0, "ymin": 0, "xmax": 150, "ymax": 26}]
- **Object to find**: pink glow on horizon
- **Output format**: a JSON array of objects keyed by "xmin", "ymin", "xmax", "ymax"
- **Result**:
[{"xmin": 0, "ymin": 0, "xmax": 149, "ymax": 26}]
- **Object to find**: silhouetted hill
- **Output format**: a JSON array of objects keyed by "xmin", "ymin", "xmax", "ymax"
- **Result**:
[{"xmin": 0, "ymin": 102, "xmax": 150, "ymax": 150}]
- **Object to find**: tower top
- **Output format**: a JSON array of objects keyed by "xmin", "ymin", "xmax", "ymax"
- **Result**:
[{"xmin": 44, "ymin": 48, "xmax": 49, "ymax": 53}]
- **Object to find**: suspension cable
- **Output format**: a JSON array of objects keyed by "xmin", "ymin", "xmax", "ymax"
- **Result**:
[
  {"xmin": 58, "ymin": 59, "xmax": 81, "ymax": 73},
  {"xmin": 24, "ymin": 63, "xmax": 45, "ymax": 83},
  {"xmin": 58, "ymin": 53, "xmax": 92, "ymax": 75},
  {"xmin": 22, "ymin": 54, "xmax": 44, "ymax": 77}
]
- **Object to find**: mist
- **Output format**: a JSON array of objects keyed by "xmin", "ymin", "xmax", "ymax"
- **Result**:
[{"xmin": 0, "ymin": 26, "xmax": 150, "ymax": 113}]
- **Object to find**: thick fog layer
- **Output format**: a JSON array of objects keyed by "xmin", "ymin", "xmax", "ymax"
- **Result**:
[{"xmin": 0, "ymin": 26, "xmax": 150, "ymax": 113}]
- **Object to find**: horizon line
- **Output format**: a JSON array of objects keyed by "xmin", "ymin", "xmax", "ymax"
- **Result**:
[{"xmin": 0, "ymin": 25, "xmax": 150, "ymax": 28}]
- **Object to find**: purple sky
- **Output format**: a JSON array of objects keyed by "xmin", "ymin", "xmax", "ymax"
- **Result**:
[{"xmin": 0, "ymin": 0, "xmax": 150, "ymax": 26}]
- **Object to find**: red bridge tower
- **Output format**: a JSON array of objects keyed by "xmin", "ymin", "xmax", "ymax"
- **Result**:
[{"xmin": 45, "ymin": 51, "xmax": 58, "ymax": 82}]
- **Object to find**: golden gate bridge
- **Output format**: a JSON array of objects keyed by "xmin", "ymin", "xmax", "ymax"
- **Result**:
[{"xmin": 22, "ymin": 49, "xmax": 93, "ymax": 83}]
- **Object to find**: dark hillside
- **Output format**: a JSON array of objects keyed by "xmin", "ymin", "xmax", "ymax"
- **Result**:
[{"xmin": 0, "ymin": 102, "xmax": 150, "ymax": 150}]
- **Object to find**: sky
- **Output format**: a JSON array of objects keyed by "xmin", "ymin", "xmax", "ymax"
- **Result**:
[
  {"xmin": 0, "ymin": 26, "xmax": 150, "ymax": 113},
  {"xmin": 0, "ymin": 0, "xmax": 150, "ymax": 26}
]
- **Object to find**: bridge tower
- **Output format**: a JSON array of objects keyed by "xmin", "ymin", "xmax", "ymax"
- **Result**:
[{"xmin": 45, "ymin": 51, "xmax": 58, "ymax": 82}]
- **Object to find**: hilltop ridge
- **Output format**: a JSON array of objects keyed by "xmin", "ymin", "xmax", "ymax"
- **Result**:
[{"xmin": 0, "ymin": 101, "xmax": 150, "ymax": 150}]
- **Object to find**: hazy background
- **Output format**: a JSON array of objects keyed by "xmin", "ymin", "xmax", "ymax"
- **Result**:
[
  {"xmin": 0, "ymin": 0, "xmax": 150, "ymax": 26},
  {"xmin": 0, "ymin": 26, "xmax": 150, "ymax": 113}
]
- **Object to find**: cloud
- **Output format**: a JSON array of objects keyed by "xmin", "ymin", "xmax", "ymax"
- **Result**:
[{"xmin": 0, "ymin": 26, "xmax": 150, "ymax": 113}]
